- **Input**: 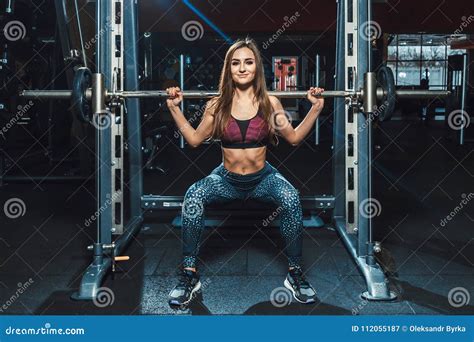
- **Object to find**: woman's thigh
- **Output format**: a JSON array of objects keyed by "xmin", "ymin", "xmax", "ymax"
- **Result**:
[
  {"xmin": 183, "ymin": 171, "xmax": 243, "ymax": 209},
  {"xmin": 246, "ymin": 171, "xmax": 301, "ymax": 206}
]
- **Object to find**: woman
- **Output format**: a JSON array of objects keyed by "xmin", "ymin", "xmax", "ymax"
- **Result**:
[{"xmin": 166, "ymin": 38, "xmax": 324, "ymax": 306}]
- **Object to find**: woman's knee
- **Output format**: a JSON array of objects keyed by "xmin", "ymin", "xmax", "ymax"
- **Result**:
[{"xmin": 184, "ymin": 181, "xmax": 202, "ymax": 200}]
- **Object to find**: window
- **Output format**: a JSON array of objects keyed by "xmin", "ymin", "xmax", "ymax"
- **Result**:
[{"xmin": 386, "ymin": 34, "xmax": 467, "ymax": 90}]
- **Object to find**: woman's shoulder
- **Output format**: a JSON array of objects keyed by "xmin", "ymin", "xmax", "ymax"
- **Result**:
[
  {"xmin": 205, "ymin": 97, "xmax": 219, "ymax": 115},
  {"xmin": 268, "ymin": 95, "xmax": 280, "ymax": 107},
  {"xmin": 207, "ymin": 97, "xmax": 219, "ymax": 107}
]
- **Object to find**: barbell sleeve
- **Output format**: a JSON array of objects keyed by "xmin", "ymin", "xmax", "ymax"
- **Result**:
[
  {"xmin": 20, "ymin": 90, "xmax": 73, "ymax": 99},
  {"xmin": 363, "ymin": 72, "xmax": 377, "ymax": 112},
  {"xmin": 92, "ymin": 73, "xmax": 105, "ymax": 114},
  {"xmin": 394, "ymin": 89, "xmax": 451, "ymax": 99}
]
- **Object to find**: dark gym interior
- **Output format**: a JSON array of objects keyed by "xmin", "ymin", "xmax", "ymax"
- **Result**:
[{"xmin": 0, "ymin": 0, "xmax": 473, "ymax": 315}]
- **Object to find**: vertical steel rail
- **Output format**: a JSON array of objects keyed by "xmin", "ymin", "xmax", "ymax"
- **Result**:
[
  {"xmin": 180, "ymin": 54, "xmax": 185, "ymax": 149},
  {"xmin": 110, "ymin": 1, "xmax": 124, "ymax": 234},
  {"xmin": 344, "ymin": 0, "xmax": 359, "ymax": 234},
  {"xmin": 460, "ymin": 54, "xmax": 467, "ymax": 145},
  {"xmin": 315, "ymin": 54, "xmax": 321, "ymax": 146},
  {"xmin": 123, "ymin": 0, "xmax": 144, "ymax": 220},
  {"xmin": 332, "ymin": 0, "xmax": 346, "ymax": 220}
]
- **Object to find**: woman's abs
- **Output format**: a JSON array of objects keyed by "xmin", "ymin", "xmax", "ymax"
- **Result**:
[{"xmin": 222, "ymin": 146, "xmax": 266, "ymax": 175}]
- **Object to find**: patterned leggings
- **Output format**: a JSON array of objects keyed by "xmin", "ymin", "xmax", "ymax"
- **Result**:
[{"xmin": 181, "ymin": 161, "xmax": 303, "ymax": 269}]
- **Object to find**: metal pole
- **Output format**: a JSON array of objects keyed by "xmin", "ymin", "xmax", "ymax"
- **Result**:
[
  {"xmin": 180, "ymin": 54, "xmax": 185, "ymax": 149},
  {"xmin": 123, "ymin": 0, "xmax": 144, "ymax": 219},
  {"xmin": 95, "ymin": 1, "xmax": 101, "ymax": 73},
  {"xmin": 54, "ymin": 0, "xmax": 75, "ymax": 87},
  {"xmin": 6, "ymin": 0, "xmax": 13, "ymax": 13},
  {"xmin": 315, "ymin": 54, "xmax": 320, "ymax": 146},
  {"xmin": 47, "ymin": 27, "xmax": 59, "ymax": 165},
  {"xmin": 364, "ymin": 71, "xmax": 376, "ymax": 261},
  {"xmin": 119, "ymin": 90, "xmax": 352, "ymax": 98},
  {"xmin": 73, "ymin": 0, "xmax": 87, "ymax": 69},
  {"xmin": 460, "ymin": 53, "xmax": 467, "ymax": 145},
  {"xmin": 143, "ymin": 32, "xmax": 152, "ymax": 81},
  {"xmin": 91, "ymin": 73, "xmax": 105, "ymax": 113},
  {"xmin": 0, "ymin": 152, "xmax": 4, "ymax": 187},
  {"xmin": 19, "ymin": 90, "xmax": 353, "ymax": 99},
  {"xmin": 1, "ymin": 176, "xmax": 89, "ymax": 182},
  {"xmin": 363, "ymin": 73, "xmax": 377, "ymax": 113},
  {"xmin": 21, "ymin": 90, "xmax": 72, "ymax": 98},
  {"xmin": 333, "ymin": 0, "xmax": 346, "ymax": 220},
  {"xmin": 389, "ymin": 89, "xmax": 450, "ymax": 99},
  {"xmin": 367, "ymin": 0, "xmax": 372, "ymax": 72},
  {"xmin": 20, "ymin": 88, "xmax": 450, "ymax": 100},
  {"xmin": 357, "ymin": 0, "xmax": 369, "ymax": 258},
  {"xmin": 71, "ymin": 0, "xmax": 113, "ymax": 301}
]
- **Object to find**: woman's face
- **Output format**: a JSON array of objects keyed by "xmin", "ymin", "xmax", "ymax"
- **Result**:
[{"xmin": 230, "ymin": 47, "xmax": 256, "ymax": 86}]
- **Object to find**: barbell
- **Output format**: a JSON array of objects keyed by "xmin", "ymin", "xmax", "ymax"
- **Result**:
[{"xmin": 20, "ymin": 66, "xmax": 450, "ymax": 123}]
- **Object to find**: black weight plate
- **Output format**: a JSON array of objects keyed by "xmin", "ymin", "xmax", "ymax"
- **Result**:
[
  {"xmin": 71, "ymin": 67, "xmax": 92, "ymax": 123},
  {"xmin": 376, "ymin": 66, "xmax": 396, "ymax": 121}
]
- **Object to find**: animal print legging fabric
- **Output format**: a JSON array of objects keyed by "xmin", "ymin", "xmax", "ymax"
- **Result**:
[{"xmin": 181, "ymin": 161, "xmax": 303, "ymax": 269}]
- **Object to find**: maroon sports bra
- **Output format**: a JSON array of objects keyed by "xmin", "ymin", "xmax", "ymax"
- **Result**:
[{"xmin": 220, "ymin": 104, "xmax": 270, "ymax": 149}]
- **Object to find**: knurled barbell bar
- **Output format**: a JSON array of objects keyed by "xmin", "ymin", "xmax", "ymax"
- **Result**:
[{"xmin": 20, "ymin": 66, "xmax": 450, "ymax": 123}]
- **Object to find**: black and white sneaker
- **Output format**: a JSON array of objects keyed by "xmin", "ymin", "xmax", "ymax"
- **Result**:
[
  {"xmin": 284, "ymin": 267, "xmax": 317, "ymax": 304},
  {"xmin": 168, "ymin": 268, "xmax": 201, "ymax": 307}
]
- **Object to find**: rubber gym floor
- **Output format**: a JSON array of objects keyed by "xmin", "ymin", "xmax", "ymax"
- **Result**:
[{"xmin": 0, "ymin": 120, "xmax": 473, "ymax": 315}]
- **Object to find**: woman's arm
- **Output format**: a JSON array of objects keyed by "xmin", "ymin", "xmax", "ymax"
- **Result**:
[
  {"xmin": 167, "ymin": 87, "xmax": 216, "ymax": 148},
  {"xmin": 270, "ymin": 87, "xmax": 324, "ymax": 146}
]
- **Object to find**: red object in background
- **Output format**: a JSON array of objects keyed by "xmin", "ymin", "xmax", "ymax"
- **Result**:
[{"xmin": 273, "ymin": 57, "xmax": 298, "ymax": 91}]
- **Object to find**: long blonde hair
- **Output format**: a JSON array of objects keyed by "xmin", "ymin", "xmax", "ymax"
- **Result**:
[{"xmin": 209, "ymin": 38, "xmax": 277, "ymax": 145}]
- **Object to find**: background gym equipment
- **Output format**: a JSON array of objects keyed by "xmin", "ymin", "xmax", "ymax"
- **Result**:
[
  {"xmin": 447, "ymin": 53, "xmax": 471, "ymax": 144},
  {"xmin": 0, "ymin": 1, "xmax": 94, "ymax": 186}
]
